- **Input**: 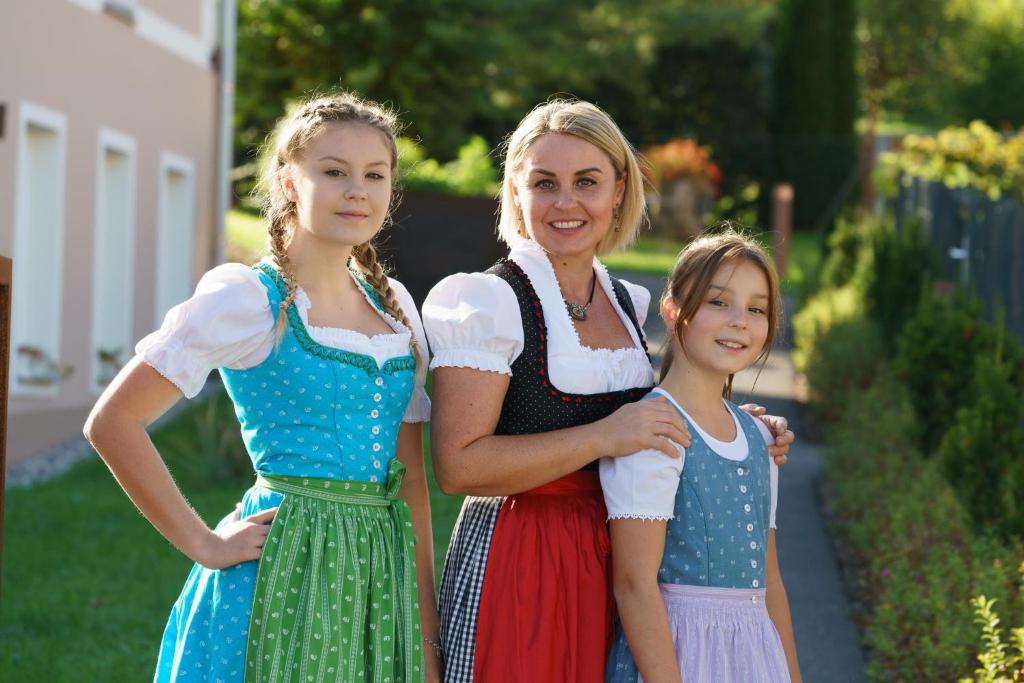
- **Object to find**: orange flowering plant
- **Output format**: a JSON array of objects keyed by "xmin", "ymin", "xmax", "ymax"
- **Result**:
[{"xmin": 644, "ymin": 138, "xmax": 722, "ymax": 196}]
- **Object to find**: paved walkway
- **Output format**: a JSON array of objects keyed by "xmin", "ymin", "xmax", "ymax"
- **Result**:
[{"xmin": 621, "ymin": 271, "xmax": 868, "ymax": 683}]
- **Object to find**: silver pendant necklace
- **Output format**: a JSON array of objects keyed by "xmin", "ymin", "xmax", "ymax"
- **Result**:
[{"xmin": 564, "ymin": 270, "xmax": 597, "ymax": 322}]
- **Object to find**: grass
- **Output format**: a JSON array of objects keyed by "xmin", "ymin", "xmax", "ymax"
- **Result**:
[
  {"xmin": 0, "ymin": 390, "xmax": 463, "ymax": 681},
  {"xmin": 225, "ymin": 207, "xmax": 267, "ymax": 265}
]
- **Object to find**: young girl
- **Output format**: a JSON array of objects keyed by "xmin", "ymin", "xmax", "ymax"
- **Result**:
[
  {"xmin": 601, "ymin": 229, "xmax": 802, "ymax": 683},
  {"xmin": 84, "ymin": 93, "xmax": 441, "ymax": 682}
]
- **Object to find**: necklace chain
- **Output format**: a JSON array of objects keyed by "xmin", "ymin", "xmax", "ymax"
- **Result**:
[{"xmin": 564, "ymin": 270, "xmax": 597, "ymax": 322}]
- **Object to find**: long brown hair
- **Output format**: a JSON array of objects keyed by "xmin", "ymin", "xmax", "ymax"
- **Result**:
[
  {"xmin": 660, "ymin": 225, "xmax": 781, "ymax": 399},
  {"xmin": 256, "ymin": 92, "xmax": 420, "ymax": 366}
]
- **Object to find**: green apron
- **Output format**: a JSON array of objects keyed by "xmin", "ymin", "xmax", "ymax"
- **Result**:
[{"xmin": 245, "ymin": 459, "xmax": 424, "ymax": 682}]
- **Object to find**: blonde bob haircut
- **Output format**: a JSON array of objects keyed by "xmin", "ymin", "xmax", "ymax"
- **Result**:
[{"xmin": 497, "ymin": 98, "xmax": 649, "ymax": 256}]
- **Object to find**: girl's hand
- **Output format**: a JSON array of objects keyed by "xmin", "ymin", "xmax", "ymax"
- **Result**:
[
  {"xmin": 596, "ymin": 396, "xmax": 691, "ymax": 459},
  {"xmin": 196, "ymin": 507, "xmax": 278, "ymax": 569},
  {"xmin": 739, "ymin": 404, "xmax": 795, "ymax": 465}
]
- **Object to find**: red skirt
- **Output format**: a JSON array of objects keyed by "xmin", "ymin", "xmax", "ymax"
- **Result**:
[{"xmin": 472, "ymin": 471, "xmax": 612, "ymax": 682}]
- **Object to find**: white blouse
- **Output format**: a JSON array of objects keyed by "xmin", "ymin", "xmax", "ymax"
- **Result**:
[
  {"xmin": 421, "ymin": 237, "xmax": 655, "ymax": 394},
  {"xmin": 136, "ymin": 260, "xmax": 431, "ymax": 422},
  {"xmin": 600, "ymin": 388, "xmax": 779, "ymax": 527}
]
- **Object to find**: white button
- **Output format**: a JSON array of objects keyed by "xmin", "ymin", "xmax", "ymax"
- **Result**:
[
  {"xmin": 372, "ymin": 443, "xmax": 382, "ymax": 452},
  {"xmin": 371, "ymin": 426, "xmax": 380, "ymax": 435},
  {"xmin": 743, "ymin": 504, "xmax": 751, "ymax": 513},
  {"xmin": 736, "ymin": 467, "xmax": 744, "ymax": 476},
  {"xmin": 750, "ymin": 595, "xmax": 759, "ymax": 603},
  {"xmin": 746, "ymin": 523, "xmax": 754, "ymax": 532},
  {"xmin": 751, "ymin": 559, "xmax": 758, "ymax": 568},
  {"xmin": 749, "ymin": 541, "xmax": 758, "ymax": 550},
  {"xmin": 739, "ymin": 485, "xmax": 748, "ymax": 493},
  {"xmin": 373, "ymin": 393, "xmax": 382, "ymax": 402},
  {"xmin": 752, "ymin": 580, "xmax": 759, "ymax": 588},
  {"xmin": 374, "ymin": 377, "xmax": 384, "ymax": 387},
  {"xmin": 370, "ymin": 409, "xmax": 379, "ymax": 418}
]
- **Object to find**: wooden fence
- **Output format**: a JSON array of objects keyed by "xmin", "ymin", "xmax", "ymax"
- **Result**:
[{"xmin": 896, "ymin": 178, "xmax": 1024, "ymax": 340}]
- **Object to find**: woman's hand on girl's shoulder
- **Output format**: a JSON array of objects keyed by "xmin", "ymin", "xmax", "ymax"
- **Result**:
[
  {"xmin": 597, "ymin": 396, "xmax": 691, "ymax": 459},
  {"xmin": 739, "ymin": 404, "xmax": 795, "ymax": 465},
  {"xmin": 196, "ymin": 506, "xmax": 278, "ymax": 570}
]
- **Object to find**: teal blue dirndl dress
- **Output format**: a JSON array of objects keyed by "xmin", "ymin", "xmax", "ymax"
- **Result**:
[{"xmin": 152, "ymin": 264, "xmax": 423, "ymax": 682}]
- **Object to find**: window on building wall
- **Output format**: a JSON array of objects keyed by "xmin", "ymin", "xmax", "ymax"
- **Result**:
[
  {"xmin": 92, "ymin": 129, "xmax": 136, "ymax": 392},
  {"xmin": 11, "ymin": 102, "xmax": 68, "ymax": 398},
  {"xmin": 154, "ymin": 152, "xmax": 196, "ymax": 327}
]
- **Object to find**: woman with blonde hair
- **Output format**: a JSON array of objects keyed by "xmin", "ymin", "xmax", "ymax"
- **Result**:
[{"xmin": 422, "ymin": 98, "xmax": 794, "ymax": 681}]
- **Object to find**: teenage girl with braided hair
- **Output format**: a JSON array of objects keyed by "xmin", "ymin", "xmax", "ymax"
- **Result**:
[{"xmin": 84, "ymin": 93, "xmax": 441, "ymax": 682}]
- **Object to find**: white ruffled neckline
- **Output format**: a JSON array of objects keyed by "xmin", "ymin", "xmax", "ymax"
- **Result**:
[
  {"xmin": 260, "ymin": 258, "xmax": 412, "ymax": 360},
  {"xmin": 508, "ymin": 238, "xmax": 648, "ymax": 359}
]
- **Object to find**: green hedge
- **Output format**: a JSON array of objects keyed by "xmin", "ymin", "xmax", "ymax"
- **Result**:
[{"xmin": 798, "ymin": 212, "xmax": 1024, "ymax": 680}]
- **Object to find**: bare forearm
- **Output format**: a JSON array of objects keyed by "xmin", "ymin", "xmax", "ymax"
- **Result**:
[
  {"xmin": 433, "ymin": 423, "xmax": 606, "ymax": 496},
  {"xmin": 615, "ymin": 582, "xmax": 682, "ymax": 683},
  {"xmin": 86, "ymin": 413, "xmax": 211, "ymax": 561},
  {"xmin": 766, "ymin": 576, "xmax": 802, "ymax": 683},
  {"xmin": 401, "ymin": 471, "xmax": 440, "ymax": 635}
]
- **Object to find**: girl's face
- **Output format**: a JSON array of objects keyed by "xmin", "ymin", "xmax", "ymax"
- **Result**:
[
  {"xmin": 668, "ymin": 258, "xmax": 771, "ymax": 377},
  {"xmin": 511, "ymin": 133, "xmax": 625, "ymax": 261},
  {"xmin": 284, "ymin": 122, "xmax": 393, "ymax": 248}
]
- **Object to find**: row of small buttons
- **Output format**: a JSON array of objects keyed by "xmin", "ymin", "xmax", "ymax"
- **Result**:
[{"xmin": 738, "ymin": 464, "xmax": 760, "ymax": 588}]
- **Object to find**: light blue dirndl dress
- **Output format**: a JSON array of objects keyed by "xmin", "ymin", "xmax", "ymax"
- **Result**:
[
  {"xmin": 603, "ymin": 389, "xmax": 789, "ymax": 683},
  {"xmin": 150, "ymin": 264, "xmax": 425, "ymax": 682}
]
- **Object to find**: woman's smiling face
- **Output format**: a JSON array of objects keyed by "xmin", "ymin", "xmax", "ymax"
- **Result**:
[{"xmin": 511, "ymin": 133, "xmax": 625, "ymax": 261}]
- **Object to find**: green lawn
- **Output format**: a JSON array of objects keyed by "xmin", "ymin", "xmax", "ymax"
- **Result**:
[
  {"xmin": 0, "ymin": 391, "xmax": 463, "ymax": 681},
  {"xmin": 225, "ymin": 208, "xmax": 267, "ymax": 265}
]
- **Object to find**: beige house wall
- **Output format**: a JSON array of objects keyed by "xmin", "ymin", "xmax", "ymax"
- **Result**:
[{"xmin": 0, "ymin": 0, "xmax": 220, "ymax": 466}]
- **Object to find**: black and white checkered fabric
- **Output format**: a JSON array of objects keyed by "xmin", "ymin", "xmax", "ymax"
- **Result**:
[{"xmin": 438, "ymin": 496, "xmax": 505, "ymax": 683}]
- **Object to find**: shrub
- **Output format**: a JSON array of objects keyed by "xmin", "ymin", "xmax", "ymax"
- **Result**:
[
  {"xmin": 818, "ymin": 212, "xmax": 875, "ymax": 291},
  {"xmin": 823, "ymin": 377, "xmax": 1024, "ymax": 682},
  {"xmin": 804, "ymin": 315, "xmax": 884, "ymax": 424},
  {"xmin": 938, "ymin": 352, "xmax": 1024, "ymax": 539},
  {"xmin": 878, "ymin": 122, "xmax": 1024, "ymax": 202},
  {"xmin": 865, "ymin": 218, "xmax": 938, "ymax": 347},
  {"xmin": 893, "ymin": 288, "xmax": 999, "ymax": 455},
  {"xmin": 791, "ymin": 282, "xmax": 864, "ymax": 372},
  {"xmin": 398, "ymin": 135, "xmax": 499, "ymax": 197},
  {"xmin": 959, "ymin": 562, "xmax": 1024, "ymax": 683}
]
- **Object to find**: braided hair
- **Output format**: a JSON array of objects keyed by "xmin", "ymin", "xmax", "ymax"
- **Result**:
[{"xmin": 257, "ymin": 93, "xmax": 421, "ymax": 367}]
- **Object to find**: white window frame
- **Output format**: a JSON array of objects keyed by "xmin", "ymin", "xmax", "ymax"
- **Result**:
[
  {"xmin": 10, "ymin": 101, "xmax": 69, "ymax": 398},
  {"xmin": 91, "ymin": 127, "xmax": 137, "ymax": 393},
  {"xmin": 154, "ymin": 150, "xmax": 196, "ymax": 327}
]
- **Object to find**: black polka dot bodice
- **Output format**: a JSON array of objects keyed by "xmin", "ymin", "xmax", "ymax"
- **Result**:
[{"xmin": 487, "ymin": 259, "xmax": 654, "ymax": 465}]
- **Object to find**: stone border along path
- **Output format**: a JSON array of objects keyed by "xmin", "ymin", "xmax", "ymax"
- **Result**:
[{"xmin": 622, "ymin": 270, "xmax": 868, "ymax": 683}]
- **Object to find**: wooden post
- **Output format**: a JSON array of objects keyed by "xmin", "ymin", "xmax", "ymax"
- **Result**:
[
  {"xmin": 772, "ymin": 183, "xmax": 794, "ymax": 278},
  {"xmin": 0, "ymin": 255, "xmax": 11, "ymax": 596}
]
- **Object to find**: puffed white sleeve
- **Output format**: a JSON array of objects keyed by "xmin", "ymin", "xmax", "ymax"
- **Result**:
[
  {"xmin": 389, "ymin": 278, "xmax": 431, "ymax": 423},
  {"xmin": 135, "ymin": 264, "xmax": 275, "ymax": 398},
  {"xmin": 421, "ymin": 272, "xmax": 524, "ymax": 375},
  {"xmin": 754, "ymin": 419, "xmax": 780, "ymax": 529},
  {"xmin": 600, "ymin": 444, "xmax": 685, "ymax": 521},
  {"xmin": 618, "ymin": 278, "xmax": 652, "ymax": 332}
]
